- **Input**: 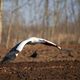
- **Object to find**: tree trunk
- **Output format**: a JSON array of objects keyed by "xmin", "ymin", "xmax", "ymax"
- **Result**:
[
  {"xmin": 6, "ymin": 0, "xmax": 19, "ymax": 48},
  {"xmin": 42, "ymin": 0, "xmax": 49, "ymax": 39},
  {"xmin": 44, "ymin": 0, "xmax": 49, "ymax": 27},
  {"xmin": 0, "ymin": 0, "xmax": 3, "ymax": 44}
]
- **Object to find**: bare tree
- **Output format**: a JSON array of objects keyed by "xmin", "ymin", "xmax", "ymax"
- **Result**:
[
  {"xmin": 42, "ymin": 0, "xmax": 49, "ymax": 39},
  {"xmin": 54, "ymin": 0, "xmax": 60, "ymax": 29},
  {"xmin": 6, "ymin": 0, "xmax": 19, "ymax": 48},
  {"xmin": 0, "ymin": 0, "xmax": 3, "ymax": 44},
  {"xmin": 76, "ymin": 0, "xmax": 80, "ymax": 32},
  {"xmin": 75, "ymin": 0, "xmax": 80, "ymax": 42},
  {"xmin": 43, "ymin": 0, "xmax": 49, "ymax": 27}
]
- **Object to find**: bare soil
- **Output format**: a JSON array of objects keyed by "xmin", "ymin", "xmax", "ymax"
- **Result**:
[{"xmin": 0, "ymin": 44, "xmax": 80, "ymax": 80}]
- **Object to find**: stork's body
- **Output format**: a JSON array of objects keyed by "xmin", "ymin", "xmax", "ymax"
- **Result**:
[
  {"xmin": 1, "ymin": 37, "xmax": 61, "ymax": 64},
  {"xmin": 16, "ymin": 37, "xmax": 61, "ymax": 52}
]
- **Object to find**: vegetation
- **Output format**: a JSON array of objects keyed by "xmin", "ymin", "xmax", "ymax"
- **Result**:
[{"xmin": 0, "ymin": 0, "xmax": 80, "ymax": 48}]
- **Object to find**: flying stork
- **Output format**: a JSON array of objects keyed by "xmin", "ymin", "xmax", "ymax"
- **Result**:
[{"xmin": 0, "ymin": 37, "xmax": 61, "ymax": 64}]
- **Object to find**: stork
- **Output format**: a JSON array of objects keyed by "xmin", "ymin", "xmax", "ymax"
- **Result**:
[{"xmin": 0, "ymin": 37, "xmax": 61, "ymax": 64}]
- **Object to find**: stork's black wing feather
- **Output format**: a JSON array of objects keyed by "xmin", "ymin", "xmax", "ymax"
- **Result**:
[
  {"xmin": 0, "ymin": 42, "xmax": 21, "ymax": 64},
  {"xmin": 1, "ymin": 50, "xmax": 19, "ymax": 64},
  {"xmin": 9, "ymin": 42, "xmax": 22, "ymax": 52},
  {"xmin": 42, "ymin": 41, "xmax": 55, "ymax": 46}
]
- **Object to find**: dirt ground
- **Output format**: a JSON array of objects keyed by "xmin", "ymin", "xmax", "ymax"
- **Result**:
[{"xmin": 0, "ymin": 44, "xmax": 80, "ymax": 80}]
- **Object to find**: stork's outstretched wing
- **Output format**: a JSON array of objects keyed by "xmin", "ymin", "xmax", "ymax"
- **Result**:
[
  {"xmin": 0, "ymin": 50, "xmax": 19, "ymax": 64},
  {"xmin": 37, "ymin": 38, "xmax": 61, "ymax": 50},
  {"xmin": 0, "ymin": 42, "xmax": 20, "ymax": 64},
  {"xmin": 0, "ymin": 37, "xmax": 62, "ymax": 64},
  {"xmin": 16, "ymin": 37, "xmax": 62, "ymax": 52},
  {"xmin": 16, "ymin": 39, "xmax": 31, "ymax": 52}
]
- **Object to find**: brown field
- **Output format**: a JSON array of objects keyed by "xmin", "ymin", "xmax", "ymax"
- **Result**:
[{"xmin": 0, "ymin": 44, "xmax": 80, "ymax": 80}]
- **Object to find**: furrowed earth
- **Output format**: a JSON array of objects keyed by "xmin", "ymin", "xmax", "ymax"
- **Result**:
[{"xmin": 0, "ymin": 44, "xmax": 80, "ymax": 80}]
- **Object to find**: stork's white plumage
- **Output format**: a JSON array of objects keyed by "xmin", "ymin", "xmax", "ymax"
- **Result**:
[
  {"xmin": 0, "ymin": 37, "xmax": 61, "ymax": 64},
  {"xmin": 16, "ymin": 37, "xmax": 61, "ymax": 52}
]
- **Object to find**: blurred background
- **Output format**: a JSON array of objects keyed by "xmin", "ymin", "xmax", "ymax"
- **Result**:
[{"xmin": 0, "ymin": 0, "xmax": 80, "ymax": 48}]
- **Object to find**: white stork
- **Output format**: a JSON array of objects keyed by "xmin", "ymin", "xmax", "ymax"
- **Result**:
[{"xmin": 1, "ymin": 37, "xmax": 61, "ymax": 64}]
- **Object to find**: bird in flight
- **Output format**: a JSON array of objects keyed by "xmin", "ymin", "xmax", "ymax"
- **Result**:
[{"xmin": 0, "ymin": 37, "xmax": 61, "ymax": 64}]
